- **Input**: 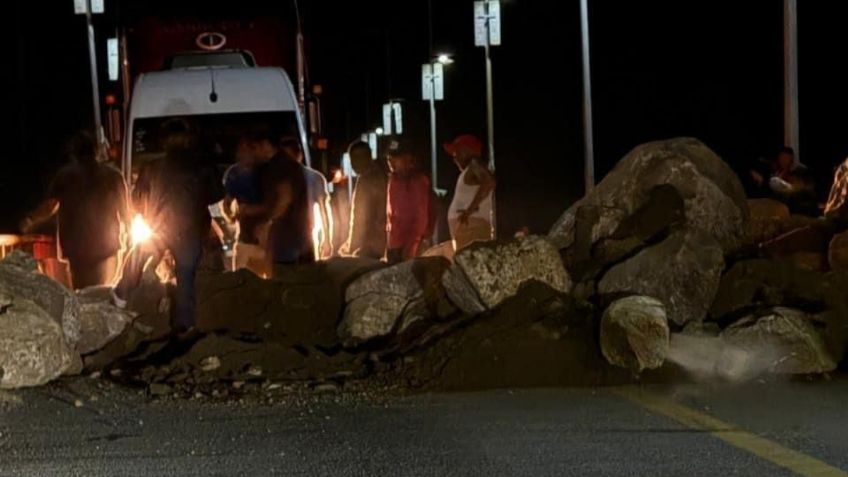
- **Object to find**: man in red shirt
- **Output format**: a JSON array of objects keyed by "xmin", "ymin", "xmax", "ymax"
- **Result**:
[{"xmin": 385, "ymin": 139, "xmax": 431, "ymax": 263}]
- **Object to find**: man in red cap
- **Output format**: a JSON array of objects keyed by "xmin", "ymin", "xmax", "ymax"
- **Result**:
[
  {"xmin": 386, "ymin": 139, "xmax": 432, "ymax": 263},
  {"xmin": 443, "ymin": 134, "xmax": 496, "ymax": 251}
]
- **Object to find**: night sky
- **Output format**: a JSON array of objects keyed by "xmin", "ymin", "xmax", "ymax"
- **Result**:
[{"xmin": 5, "ymin": 1, "xmax": 848, "ymax": 236}]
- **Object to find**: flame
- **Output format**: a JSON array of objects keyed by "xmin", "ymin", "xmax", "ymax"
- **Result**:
[{"xmin": 131, "ymin": 214, "xmax": 153, "ymax": 246}]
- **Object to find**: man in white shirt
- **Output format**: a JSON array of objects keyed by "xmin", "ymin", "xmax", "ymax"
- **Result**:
[{"xmin": 443, "ymin": 134, "xmax": 496, "ymax": 251}]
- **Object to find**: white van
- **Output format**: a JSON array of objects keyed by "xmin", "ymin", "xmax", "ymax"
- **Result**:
[
  {"xmin": 123, "ymin": 61, "xmax": 311, "ymax": 177},
  {"xmin": 123, "ymin": 59, "xmax": 311, "ymax": 256}
]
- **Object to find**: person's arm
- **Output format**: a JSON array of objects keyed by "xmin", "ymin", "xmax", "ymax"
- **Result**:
[
  {"xmin": 268, "ymin": 182, "xmax": 294, "ymax": 220},
  {"xmin": 458, "ymin": 159, "xmax": 496, "ymax": 224},
  {"xmin": 220, "ymin": 195, "xmax": 237, "ymax": 224},
  {"xmin": 20, "ymin": 199, "xmax": 59, "ymax": 233},
  {"xmin": 21, "ymin": 170, "xmax": 65, "ymax": 233},
  {"xmin": 750, "ymin": 170, "xmax": 765, "ymax": 186},
  {"xmin": 318, "ymin": 178, "xmax": 333, "ymax": 257},
  {"xmin": 413, "ymin": 175, "xmax": 432, "ymax": 242}
]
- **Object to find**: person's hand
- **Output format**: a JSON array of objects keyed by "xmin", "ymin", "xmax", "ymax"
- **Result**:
[
  {"xmin": 419, "ymin": 238, "xmax": 432, "ymax": 252},
  {"xmin": 320, "ymin": 241, "xmax": 333, "ymax": 260},
  {"xmin": 19, "ymin": 217, "xmax": 33, "ymax": 234},
  {"xmin": 457, "ymin": 209, "xmax": 472, "ymax": 225},
  {"xmin": 750, "ymin": 170, "xmax": 764, "ymax": 186}
]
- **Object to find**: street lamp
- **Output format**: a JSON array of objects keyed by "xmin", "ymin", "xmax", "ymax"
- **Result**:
[
  {"xmin": 74, "ymin": 0, "xmax": 107, "ymax": 154},
  {"xmin": 422, "ymin": 54, "xmax": 452, "ymax": 196},
  {"xmin": 436, "ymin": 54, "xmax": 454, "ymax": 65},
  {"xmin": 474, "ymin": 0, "xmax": 500, "ymax": 235},
  {"xmin": 579, "ymin": 0, "xmax": 595, "ymax": 192}
]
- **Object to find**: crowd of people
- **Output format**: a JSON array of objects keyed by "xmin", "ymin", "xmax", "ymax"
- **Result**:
[
  {"xmin": 26, "ymin": 121, "xmax": 848, "ymax": 338},
  {"xmin": 19, "ymin": 125, "xmax": 496, "ymax": 335}
]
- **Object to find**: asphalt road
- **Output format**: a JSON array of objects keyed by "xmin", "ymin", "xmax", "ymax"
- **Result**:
[{"xmin": 2, "ymin": 378, "xmax": 847, "ymax": 477}]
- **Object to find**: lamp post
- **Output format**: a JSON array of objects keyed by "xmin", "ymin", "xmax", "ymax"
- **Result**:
[
  {"xmin": 784, "ymin": 0, "xmax": 799, "ymax": 162},
  {"xmin": 474, "ymin": 1, "xmax": 500, "ymax": 236},
  {"xmin": 75, "ymin": 0, "xmax": 107, "ymax": 153},
  {"xmin": 579, "ymin": 0, "xmax": 595, "ymax": 192},
  {"xmin": 422, "ymin": 54, "xmax": 453, "ymax": 195}
]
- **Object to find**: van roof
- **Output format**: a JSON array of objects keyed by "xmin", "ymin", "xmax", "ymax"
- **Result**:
[{"xmin": 130, "ymin": 66, "xmax": 299, "ymax": 119}]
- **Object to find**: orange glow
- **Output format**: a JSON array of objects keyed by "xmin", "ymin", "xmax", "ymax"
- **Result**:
[{"xmin": 131, "ymin": 214, "xmax": 153, "ymax": 245}]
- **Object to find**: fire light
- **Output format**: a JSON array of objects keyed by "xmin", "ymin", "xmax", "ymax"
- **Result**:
[{"xmin": 131, "ymin": 214, "xmax": 153, "ymax": 245}]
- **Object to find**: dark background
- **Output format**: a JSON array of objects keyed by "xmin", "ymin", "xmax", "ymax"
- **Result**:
[{"xmin": 5, "ymin": 1, "xmax": 848, "ymax": 236}]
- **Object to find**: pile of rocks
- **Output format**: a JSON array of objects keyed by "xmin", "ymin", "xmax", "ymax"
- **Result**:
[
  {"xmin": 549, "ymin": 138, "xmax": 848, "ymax": 377},
  {"xmin": 3, "ymin": 137, "xmax": 845, "ymax": 394},
  {"xmin": 0, "ymin": 251, "xmax": 130, "ymax": 389}
]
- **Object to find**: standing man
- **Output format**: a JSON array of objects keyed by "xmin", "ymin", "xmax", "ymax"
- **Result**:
[
  {"xmin": 124, "ymin": 119, "xmax": 223, "ymax": 332},
  {"xmin": 280, "ymin": 135, "xmax": 333, "ymax": 259},
  {"xmin": 444, "ymin": 134, "xmax": 495, "ymax": 251},
  {"xmin": 386, "ymin": 139, "xmax": 431, "ymax": 263},
  {"xmin": 247, "ymin": 133, "xmax": 312, "ymax": 272},
  {"xmin": 21, "ymin": 132, "xmax": 130, "ymax": 289},
  {"xmin": 221, "ymin": 137, "xmax": 268, "ymax": 276},
  {"xmin": 344, "ymin": 140, "xmax": 388, "ymax": 259}
]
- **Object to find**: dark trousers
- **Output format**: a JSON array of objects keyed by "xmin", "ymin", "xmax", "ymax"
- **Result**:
[
  {"xmin": 171, "ymin": 238, "xmax": 202, "ymax": 330},
  {"xmin": 115, "ymin": 237, "xmax": 202, "ymax": 331}
]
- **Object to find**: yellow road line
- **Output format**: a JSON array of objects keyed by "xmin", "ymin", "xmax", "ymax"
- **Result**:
[{"xmin": 612, "ymin": 386, "xmax": 848, "ymax": 477}]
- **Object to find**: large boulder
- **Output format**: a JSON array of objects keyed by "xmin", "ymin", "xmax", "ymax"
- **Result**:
[
  {"xmin": 745, "ymin": 198, "xmax": 819, "ymax": 249},
  {"xmin": 197, "ymin": 258, "xmax": 382, "ymax": 348},
  {"xmin": 1, "ymin": 250, "xmax": 38, "ymax": 271},
  {"xmin": 549, "ymin": 138, "xmax": 748, "ymax": 280},
  {"xmin": 598, "ymin": 229, "xmax": 724, "ymax": 326},
  {"xmin": 339, "ymin": 257, "xmax": 452, "ymax": 347},
  {"xmin": 710, "ymin": 259, "xmax": 848, "ymax": 321},
  {"xmin": 710, "ymin": 259, "xmax": 848, "ymax": 362},
  {"xmin": 0, "ymin": 297, "xmax": 75, "ymax": 388},
  {"xmin": 722, "ymin": 307, "xmax": 836, "ymax": 374},
  {"xmin": 442, "ymin": 236, "xmax": 571, "ymax": 315},
  {"xmin": 76, "ymin": 287, "xmax": 134, "ymax": 356},
  {"xmin": 81, "ymin": 267, "xmax": 172, "ymax": 371},
  {"xmin": 829, "ymin": 231, "xmax": 848, "ymax": 272},
  {"xmin": 0, "ymin": 252, "xmax": 80, "ymax": 346},
  {"xmin": 600, "ymin": 296, "xmax": 669, "ymax": 372},
  {"xmin": 746, "ymin": 198, "xmax": 790, "ymax": 246}
]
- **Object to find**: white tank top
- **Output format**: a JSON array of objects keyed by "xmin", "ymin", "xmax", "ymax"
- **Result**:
[{"xmin": 448, "ymin": 167, "xmax": 493, "ymax": 222}]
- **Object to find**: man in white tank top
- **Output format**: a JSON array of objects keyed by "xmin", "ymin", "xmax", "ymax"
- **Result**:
[{"xmin": 444, "ymin": 134, "xmax": 496, "ymax": 251}]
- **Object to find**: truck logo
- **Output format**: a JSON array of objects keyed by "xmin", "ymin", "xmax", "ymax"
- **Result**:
[{"xmin": 195, "ymin": 32, "xmax": 227, "ymax": 51}]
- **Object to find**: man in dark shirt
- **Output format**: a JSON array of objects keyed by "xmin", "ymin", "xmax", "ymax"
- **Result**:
[
  {"xmin": 229, "ymin": 131, "xmax": 311, "ymax": 276},
  {"xmin": 119, "ymin": 120, "xmax": 223, "ymax": 331},
  {"xmin": 22, "ymin": 132, "xmax": 130, "ymax": 289}
]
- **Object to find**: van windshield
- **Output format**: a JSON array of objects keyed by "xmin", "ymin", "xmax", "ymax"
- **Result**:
[{"xmin": 131, "ymin": 111, "xmax": 300, "ymax": 169}]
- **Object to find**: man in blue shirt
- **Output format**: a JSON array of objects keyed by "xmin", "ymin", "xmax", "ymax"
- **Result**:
[{"xmin": 221, "ymin": 138, "xmax": 268, "ymax": 276}]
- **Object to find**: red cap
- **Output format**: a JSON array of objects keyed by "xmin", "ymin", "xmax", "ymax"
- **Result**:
[{"xmin": 443, "ymin": 134, "xmax": 483, "ymax": 158}]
